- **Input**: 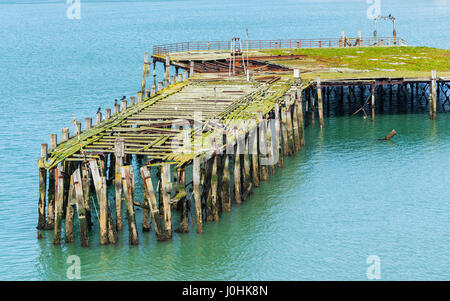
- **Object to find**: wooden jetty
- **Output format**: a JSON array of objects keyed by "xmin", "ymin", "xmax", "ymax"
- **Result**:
[{"xmin": 37, "ymin": 33, "xmax": 450, "ymax": 246}]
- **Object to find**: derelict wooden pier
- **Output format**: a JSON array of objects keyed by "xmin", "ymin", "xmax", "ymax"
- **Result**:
[{"xmin": 37, "ymin": 33, "xmax": 450, "ymax": 246}]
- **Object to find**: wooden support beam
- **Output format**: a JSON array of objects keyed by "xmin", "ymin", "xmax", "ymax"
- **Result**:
[
  {"xmin": 141, "ymin": 52, "xmax": 149, "ymax": 95},
  {"xmin": 292, "ymin": 93, "xmax": 301, "ymax": 152},
  {"xmin": 193, "ymin": 157, "xmax": 203, "ymax": 233},
  {"xmin": 121, "ymin": 165, "xmax": 139, "ymax": 245},
  {"xmin": 53, "ymin": 165, "xmax": 64, "ymax": 245},
  {"xmin": 296, "ymin": 88, "xmax": 305, "ymax": 147}
]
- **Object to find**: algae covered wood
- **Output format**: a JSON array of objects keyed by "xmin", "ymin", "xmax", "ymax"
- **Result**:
[
  {"xmin": 121, "ymin": 165, "xmax": 139, "ymax": 245},
  {"xmin": 141, "ymin": 166, "xmax": 165, "ymax": 240},
  {"xmin": 73, "ymin": 168, "xmax": 89, "ymax": 247}
]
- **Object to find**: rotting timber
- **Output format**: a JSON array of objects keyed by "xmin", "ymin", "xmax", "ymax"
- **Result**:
[{"xmin": 37, "ymin": 34, "xmax": 450, "ymax": 246}]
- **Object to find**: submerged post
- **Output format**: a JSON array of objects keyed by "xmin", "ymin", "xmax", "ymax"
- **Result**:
[
  {"xmin": 371, "ymin": 84, "xmax": 376, "ymax": 122},
  {"xmin": 114, "ymin": 138, "xmax": 124, "ymax": 231},
  {"xmin": 161, "ymin": 164, "xmax": 172, "ymax": 240}
]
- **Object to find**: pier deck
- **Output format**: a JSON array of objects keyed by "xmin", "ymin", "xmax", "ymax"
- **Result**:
[{"xmin": 37, "ymin": 37, "xmax": 450, "ymax": 246}]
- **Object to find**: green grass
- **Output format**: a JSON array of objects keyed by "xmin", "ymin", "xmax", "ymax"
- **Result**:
[{"xmin": 260, "ymin": 46, "xmax": 450, "ymax": 80}]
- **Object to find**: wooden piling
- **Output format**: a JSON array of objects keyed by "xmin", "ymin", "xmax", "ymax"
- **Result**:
[
  {"xmin": 121, "ymin": 99, "xmax": 127, "ymax": 111},
  {"xmin": 242, "ymin": 131, "xmax": 253, "ymax": 200},
  {"xmin": 221, "ymin": 155, "xmax": 231, "ymax": 212},
  {"xmin": 73, "ymin": 168, "xmax": 89, "ymax": 247},
  {"xmin": 250, "ymin": 117, "xmax": 259, "ymax": 187},
  {"xmin": 165, "ymin": 55, "xmax": 170, "ymax": 87},
  {"xmin": 85, "ymin": 118, "xmax": 92, "ymax": 130},
  {"xmin": 193, "ymin": 157, "xmax": 203, "ymax": 233},
  {"xmin": 161, "ymin": 164, "xmax": 172, "ymax": 240},
  {"xmin": 96, "ymin": 112, "xmax": 102, "ymax": 125},
  {"xmin": 114, "ymin": 138, "xmax": 124, "ymax": 231},
  {"xmin": 371, "ymin": 84, "xmax": 376, "ymax": 122},
  {"xmin": 114, "ymin": 103, "xmax": 120, "ymax": 114},
  {"xmin": 53, "ymin": 165, "xmax": 64, "ymax": 245},
  {"xmin": 296, "ymin": 88, "xmax": 305, "ymax": 147},
  {"xmin": 46, "ymin": 137, "xmax": 56, "ymax": 230},
  {"xmin": 234, "ymin": 127, "xmax": 242, "ymax": 203},
  {"xmin": 210, "ymin": 139, "xmax": 220, "ymax": 221},
  {"xmin": 258, "ymin": 112, "xmax": 269, "ymax": 181},
  {"xmin": 37, "ymin": 144, "xmax": 47, "ymax": 230},
  {"xmin": 141, "ymin": 166, "xmax": 165, "ymax": 240},
  {"xmin": 317, "ymin": 76, "xmax": 324, "ymax": 128},
  {"xmin": 121, "ymin": 165, "xmax": 139, "ymax": 245},
  {"xmin": 175, "ymin": 167, "xmax": 189, "ymax": 232},
  {"xmin": 158, "ymin": 81, "xmax": 163, "ymax": 91},
  {"xmin": 292, "ymin": 93, "xmax": 301, "ymax": 152},
  {"xmin": 81, "ymin": 163, "xmax": 92, "ymax": 229},
  {"xmin": 89, "ymin": 160, "xmax": 109, "ymax": 245},
  {"xmin": 130, "ymin": 96, "xmax": 135, "ymax": 106},
  {"xmin": 430, "ymin": 70, "xmax": 437, "ymax": 120},
  {"xmin": 62, "ymin": 128, "xmax": 69, "ymax": 142},
  {"xmin": 274, "ymin": 103, "xmax": 284, "ymax": 168},
  {"xmin": 141, "ymin": 52, "xmax": 149, "ymax": 94},
  {"xmin": 189, "ymin": 61, "xmax": 195, "ymax": 77},
  {"xmin": 65, "ymin": 174, "xmax": 75, "ymax": 243},
  {"xmin": 105, "ymin": 109, "xmax": 111, "ymax": 119}
]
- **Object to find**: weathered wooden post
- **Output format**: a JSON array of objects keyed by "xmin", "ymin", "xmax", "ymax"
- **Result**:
[
  {"xmin": 76, "ymin": 122, "xmax": 82, "ymax": 134},
  {"xmin": 371, "ymin": 84, "xmax": 376, "ymax": 122},
  {"xmin": 62, "ymin": 128, "xmax": 69, "ymax": 142},
  {"xmin": 170, "ymin": 75, "xmax": 176, "ymax": 86},
  {"xmin": 141, "ymin": 166, "xmax": 165, "ymax": 240},
  {"xmin": 297, "ymin": 89, "xmax": 305, "ymax": 147},
  {"xmin": 175, "ymin": 167, "xmax": 189, "ymax": 232},
  {"xmin": 234, "ymin": 126, "xmax": 242, "ymax": 203},
  {"xmin": 158, "ymin": 81, "xmax": 163, "ymax": 91},
  {"xmin": 65, "ymin": 175, "xmax": 75, "ymax": 243},
  {"xmin": 129, "ymin": 96, "xmax": 135, "ymax": 106},
  {"xmin": 73, "ymin": 168, "xmax": 89, "ymax": 247},
  {"xmin": 292, "ymin": 93, "xmax": 301, "ymax": 151},
  {"xmin": 114, "ymin": 138, "xmax": 124, "ymax": 231},
  {"xmin": 137, "ymin": 91, "xmax": 143, "ymax": 103},
  {"xmin": 250, "ymin": 117, "xmax": 259, "ymax": 187},
  {"xmin": 37, "ymin": 144, "xmax": 47, "ymax": 230},
  {"xmin": 189, "ymin": 61, "xmax": 195, "ymax": 77},
  {"xmin": 153, "ymin": 59, "xmax": 157, "ymax": 87},
  {"xmin": 46, "ymin": 136, "xmax": 57, "ymax": 230},
  {"xmin": 257, "ymin": 112, "xmax": 269, "ymax": 181},
  {"xmin": 340, "ymin": 29, "xmax": 345, "ymax": 47},
  {"xmin": 164, "ymin": 55, "xmax": 170, "ymax": 87},
  {"xmin": 89, "ymin": 160, "xmax": 109, "ymax": 245},
  {"xmin": 121, "ymin": 165, "xmax": 139, "ymax": 245},
  {"xmin": 221, "ymin": 154, "xmax": 231, "ymax": 212},
  {"xmin": 121, "ymin": 99, "xmax": 127, "ymax": 111},
  {"xmin": 141, "ymin": 52, "xmax": 149, "ymax": 95},
  {"xmin": 85, "ymin": 117, "xmax": 92, "ymax": 130},
  {"xmin": 274, "ymin": 103, "xmax": 284, "ymax": 168},
  {"xmin": 81, "ymin": 163, "xmax": 91, "ymax": 229},
  {"xmin": 161, "ymin": 164, "xmax": 172, "ymax": 240},
  {"xmin": 430, "ymin": 70, "xmax": 437, "ymax": 120},
  {"xmin": 151, "ymin": 85, "xmax": 156, "ymax": 96},
  {"xmin": 242, "ymin": 129, "xmax": 253, "ymax": 200},
  {"xmin": 210, "ymin": 138, "xmax": 220, "ymax": 221},
  {"xmin": 114, "ymin": 103, "xmax": 120, "ymax": 114},
  {"xmin": 96, "ymin": 111, "xmax": 102, "ymax": 125},
  {"xmin": 193, "ymin": 157, "xmax": 203, "ymax": 233},
  {"xmin": 53, "ymin": 165, "xmax": 64, "ymax": 245},
  {"xmin": 317, "ymin": 76, "xmax": 324, "ymax": 128}
]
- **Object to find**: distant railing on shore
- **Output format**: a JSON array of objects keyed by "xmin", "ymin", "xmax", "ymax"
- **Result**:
[{"xmin": 153, "ymin": 37, "xmax": 401, "ymax": 55}]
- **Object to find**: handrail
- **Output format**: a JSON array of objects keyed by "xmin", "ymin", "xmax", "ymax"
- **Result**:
[{"xmin": 153, "ymin": 37, "xmax": 402, "ymax": 55}]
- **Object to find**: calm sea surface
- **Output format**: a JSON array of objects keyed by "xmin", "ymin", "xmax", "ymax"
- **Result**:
[{"xmin": 0, "ymin": 0, "xmax": 449, "ymax": 280}]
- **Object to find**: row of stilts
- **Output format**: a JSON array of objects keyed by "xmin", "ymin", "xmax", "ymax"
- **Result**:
[{"xmin": 37, "ymin": 83, "xmax": 309, "ymax": 246}]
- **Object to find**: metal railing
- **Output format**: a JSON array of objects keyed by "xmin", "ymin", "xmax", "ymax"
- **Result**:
[{"xmin": 153, "ymin": 37, "xmax": 401, "ymax": 55}]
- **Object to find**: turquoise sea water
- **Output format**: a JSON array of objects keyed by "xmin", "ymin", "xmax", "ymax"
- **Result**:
[{"xmin": 0, "ymin": 0, "xmax": 449, "ymax": 280}]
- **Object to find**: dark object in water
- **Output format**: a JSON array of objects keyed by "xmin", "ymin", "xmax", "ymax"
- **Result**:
[{"xmin": 378, "ymin": 129, "xmax": 397, "ymax": 141}]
